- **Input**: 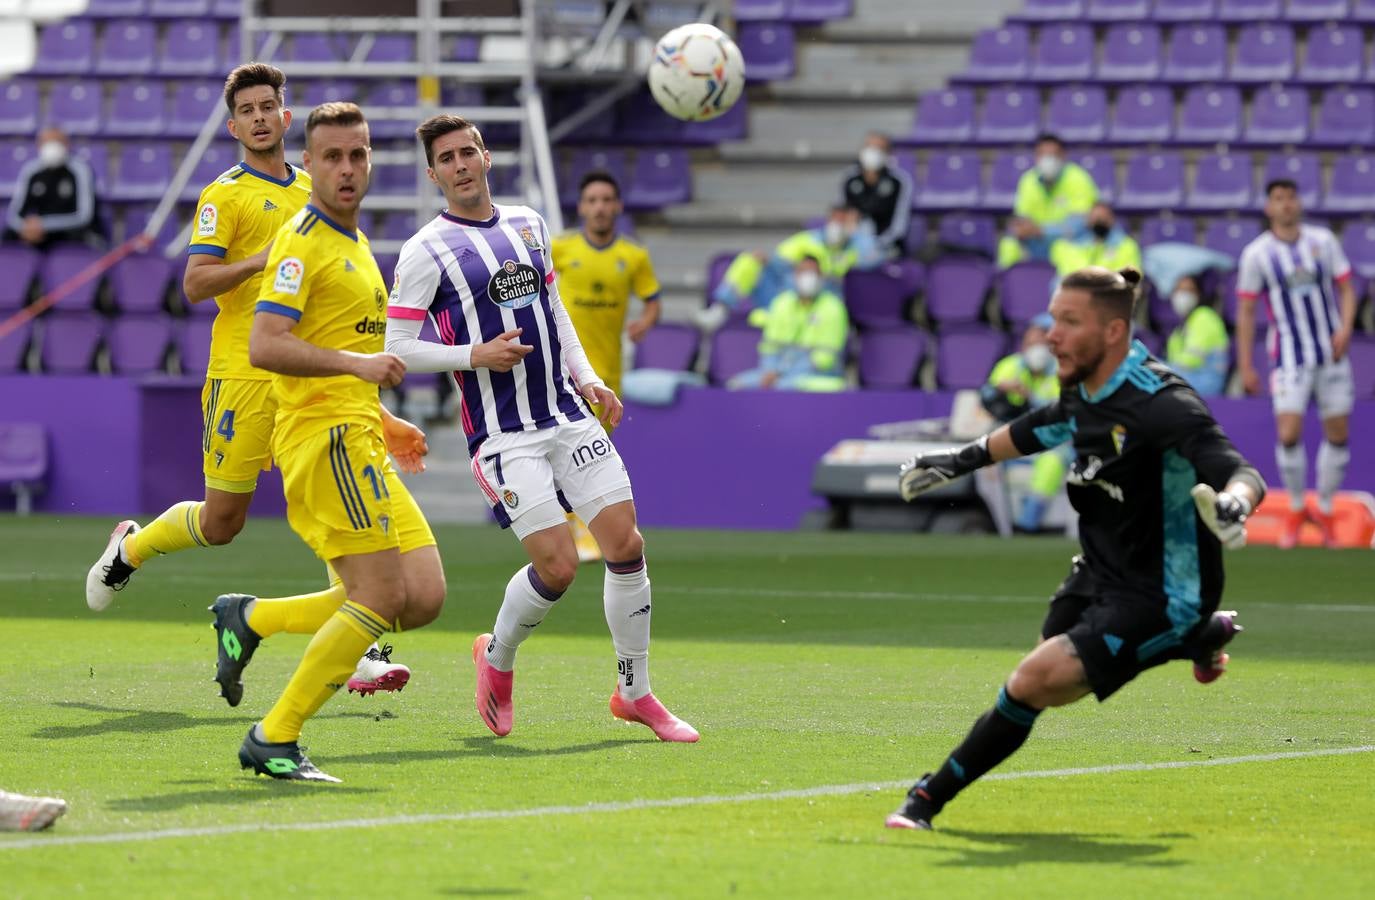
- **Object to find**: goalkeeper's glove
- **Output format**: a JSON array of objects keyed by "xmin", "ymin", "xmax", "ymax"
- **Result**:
[
  {"xmin": 1190, "ymin": 484, "xmax": 1252, "ymax": 549},
  {"xmin": 898, "ymin": 434, "xmax": 992, "ymax": 502}
]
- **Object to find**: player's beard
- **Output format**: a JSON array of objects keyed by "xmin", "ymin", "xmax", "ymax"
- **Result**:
[{"xmin": 1057, "ymin": 341, "xmax": 1105, "ymax": 389}]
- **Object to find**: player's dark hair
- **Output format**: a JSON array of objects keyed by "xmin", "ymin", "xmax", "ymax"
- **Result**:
[
  {"xmin": 223, "ymin": 63, "xmax": 286, "ymax": 114},
  {"xmin": 1060, "ymin": 265, "xmax": 1141, "ymax": 324},
  {"xmin": 416, "ymin": 114, "xmax": 486, "ymax": 166},
  {"xmin": 1264, "ymin": 178, "xmax": 1298, "ymax": 197},
  {"xmin": 1034, "ymin": 132, "xmax": 1064, "ymax": 150},
  {"xmin": 579, "ymin": 170, "xmax": 620, "ymax": 199},
  {"xmin": 304, "ymin": 102, "xmax": 366, "ymax": 148}
]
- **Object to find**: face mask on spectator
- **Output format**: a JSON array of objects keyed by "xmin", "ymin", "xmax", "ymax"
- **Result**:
[
  {"xmin": 1091, "ymin": 220, "xmax": 1112, "ymax": 239},
  {"xmin": 859, "ymin": 146, "xmax": 887, "ymax": 172},
  {"xmin": 1171, "ymin": 290, "xmax": 1199, "ymax": 318},
  {"xmin": 794, "ymin": 270, "xmax": 822, "ymax": 298},
  {"xmin": 1023, "ymin": 343, "xmax": 1054, "ymax": 374},
  {"xmin": 1035, "ymin": 154, "xmax": 1063, "ymax": 180},
  {"xmin": 38, "ymin": 140, "xmax": 67, "ymax": 169},
  {"xmin": 824, "ymin": 220, "xmax": 846, "ymax": 247}
]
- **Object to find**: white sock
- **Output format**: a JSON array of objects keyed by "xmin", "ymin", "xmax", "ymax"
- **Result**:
[
  {"xmin": 1275, "ymin": 442, "xmax": 1307, "ymax": 511},
  {"xmin": 488, "ymin": 565, "xmax": 562, "ymax": 672},
  {"xmin": 1315, "ymin": 441, "xmax": 1349, "ymax": 514},
  {"xmin": 604, "ymin": 557, "xmax": 651, "ymax": 700}
]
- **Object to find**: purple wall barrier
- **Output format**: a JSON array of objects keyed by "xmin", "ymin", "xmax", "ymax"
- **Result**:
[{"xmin": 2, "ymin": 376, "xmax": 1371, "ymax": 528}]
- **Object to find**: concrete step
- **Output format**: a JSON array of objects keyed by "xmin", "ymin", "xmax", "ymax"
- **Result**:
[
  {"xmin": 820, "ymin": 0, "xmax": 1024, "ymax": 41},
  {"xmin": 715, "ymin": 100, "xmax": 916, "ymax": 161},
  {"xmin": 769, "ymin": 40, "xmax": 967, "ymax": 102}
]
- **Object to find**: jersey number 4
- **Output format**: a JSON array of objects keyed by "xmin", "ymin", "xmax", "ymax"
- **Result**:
[{"xmin": 215, "ymin": 409, "xmax": 236, "ymax": 443}]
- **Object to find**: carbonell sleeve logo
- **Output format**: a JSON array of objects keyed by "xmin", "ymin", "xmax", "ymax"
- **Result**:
[{"xmin": 487, "ymin": 259, "xmax": 540, "ymax": 309}]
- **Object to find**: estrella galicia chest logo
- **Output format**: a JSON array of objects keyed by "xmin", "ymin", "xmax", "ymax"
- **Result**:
[{"xmin": 487, "ymin": 259, "xmax": 540, "ymax": 309}]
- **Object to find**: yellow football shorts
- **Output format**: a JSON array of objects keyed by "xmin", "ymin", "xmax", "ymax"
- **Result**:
[
  {"xmin": 275, "ymin": 421, "xmax": 435, "ymax": 561},
  {"xmin": 201, "ymin": 378, "xmax": 276, "ymax": 493}
]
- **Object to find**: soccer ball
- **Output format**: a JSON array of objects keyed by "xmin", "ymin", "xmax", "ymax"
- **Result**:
[{"xmin": 647, "ymin": 23, "xmax": 746, "ymax": 122}]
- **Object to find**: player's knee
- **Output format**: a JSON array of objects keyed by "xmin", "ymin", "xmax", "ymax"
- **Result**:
[
  {"xmin": 404, "ymin": 576, "xmax": 446, "ymax": 629},
  {"xmin": 539, "ymin": 556, "xmax": 579, "ymax": 593},
  {"xmin": 199, "ymin": 511, "xmax": 245, "ymax": 545},
  {"xmin": 1323, "ymin": 420, "xmax": 1349, "ymax": 445},
  {"xmin": 602, "ymin": 527, "xmax": 644, "ymax": 565}
]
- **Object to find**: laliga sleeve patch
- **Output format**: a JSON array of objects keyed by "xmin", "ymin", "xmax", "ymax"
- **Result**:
[
  {"xmin": 274, "ymin": 257, "xmax": 305, "ymax": 295},
  {"xmin": 197, "ymin": 203, "xmax": 218, "ymax": 237}
]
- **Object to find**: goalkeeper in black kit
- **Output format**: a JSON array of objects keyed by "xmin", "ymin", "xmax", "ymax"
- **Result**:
[{"xmin": 887, "ymin": 266, "xmax": 1265, "ymax": 831}]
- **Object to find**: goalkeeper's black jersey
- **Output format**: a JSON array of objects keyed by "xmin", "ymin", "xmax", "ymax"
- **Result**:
[{"xmin": 1009, "ymin": 341, "xmax": 1263, "ymax": 614}]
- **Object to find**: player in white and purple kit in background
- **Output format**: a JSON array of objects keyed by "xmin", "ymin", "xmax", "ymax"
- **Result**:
[
  {"xmin": 384, "ymin": 114, "xmax": 698, "ymax": 743},
  {"xmin": 1234, "ymin": 178, "xmax": 1359, "ymax": 548}
]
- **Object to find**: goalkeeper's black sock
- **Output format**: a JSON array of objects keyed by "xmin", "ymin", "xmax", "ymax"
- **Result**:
[{"xmin": 924, "ymin": 684, "xmax": 1041, "ymax": 806}]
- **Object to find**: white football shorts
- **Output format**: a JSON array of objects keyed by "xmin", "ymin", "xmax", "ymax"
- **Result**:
[{"xmin": 1269, "ymin": 358, "xmax": 1354, "ymax": 419}]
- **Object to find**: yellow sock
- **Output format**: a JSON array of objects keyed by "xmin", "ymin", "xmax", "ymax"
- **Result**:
[
  {"xmin": 123, "ymin": 501, "xmax": 208, "ymax": 568},
  {"xmin": 248, "ymin": 584, "xmax": 348, "ymax": 637},
  {"xmin": 261, "ymin": 600, "xmax": 387, "ymax": 743}
]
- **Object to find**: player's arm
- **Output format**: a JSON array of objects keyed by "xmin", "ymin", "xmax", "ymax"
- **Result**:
[
  {"xmin": 1233, "ymin": 247, "xmax": 1263, "ymax": 394},
  {"xmin": 250, "ymin": 310, "xmax": 405, "ymax": 386},
  {"xmin": 184, "ymin": 247, "xmax": 273, "ymax": 303},
  {"xmin": 626, "ymin": 249, "xmax": 662, "ymax": 343},
  {"xmin": 1330, "ymin": 237, "xmax": 1358, "ymax": 361}
]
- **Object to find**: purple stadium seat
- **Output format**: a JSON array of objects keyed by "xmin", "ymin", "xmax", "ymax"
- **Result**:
[
  {"xmin": 1014, "ymin": 0, "xmax": 1085, "ymax": 19},
  {"xmin": 1263, "ymin": 153, "xmax": 1321, "ymax": 207},
  {"xmin": 1357, "ymin": 0, "xmax": 1375, "ymax": 21},
  {"xmin": 367, "ymin": 34, "xmax": 415, "ymax": 63},
  {"xmin": 367, "ymin": 81, "xmax": 419, "ymax": 140},
  {"xmin": 0, "ymin": 321, "xmax": 31, "ymax": 373},
  {"xmin": 733, "ymin": 0, "xmax": 787, "ymax": 18},
  {"xmin": 288, "ymin": 32, "xmax": 355, "ymax": 62},
  {"xmin": 858, "ymin": 328, "xmax": 927, "ymax": 389},
  {"xmin": 938, "ymin": 214, "xmax": 997, "ymax": 257},
  {"xmin": 0, "ymin": 422, "xmax": 47, "ymax": 513},
  {"xmin": 371, "ymin": 164, "xmax": 413, "ymax": 194},
  {"xmin": 178, "ymin": 318, "xmax": 213, "ymax": 375},
  {"xmin": 1314, "ymin": 87, "xmax": 1375, "ymax": 148},
  {"xmin": 104, "ymin": 81, "xmax": 165, "ymax": 138},
  {"xmin": 158, "ymin": 22, "xmax": 221, "ymax": 77},
  {"xmin": 681, "ymin": 98, "xmax": 748, "ymax": 145},
  {"xmin": 70, "ymin": 143, "xmax": 110, "ymax": 195},
  {"xmin": 109, "ymin": 253, "xmax": 173, "ymax": 315},
  {"xmin": 1086, "ymin": 0, "xmax": 1149, "ymax": 18},
  {"xmin": 1097, "ymin": 24, "xmax": 1160, "ymax": 82},
  {"xmin": 911, "ymin": 88, "xmax": 974, "ymax": 143},
  {"xmin": 1045, "ymin": 86, "xmax": 1105, "ymax": 144},
  {"xmin": 998, "ymin": 260, "xmax": 1056, "ymax": 327},
  {"xmin": 915, "ymin": 152, "xmax": 981, "ymax": 210},
  {"xmin": 1073, "ymin": 151, "xmax": 1116, "ymax": 203},
  {"xmin": 924, "ymin": 257, "xmax": 992, "ymax": 326},
  {"xmin": 1218, "ymin": 0, "xmax": 1282, "ymax": 19},
  {"xmin": 0, "ymin": 81, "xmax": 39, "ymax": 137},
  {"xmin": 111, "ymin": 144, "xmax": 172, "ymax": 201},
  {"xmin": 149, "ymin": 0, "xmax": 212, "ymax": 12},
  {"xmin": 1342, "ymin": 221, "xmax": 1375, "ymax": 276},
  {"xmin": 705, "ymin": 252, "xmax": 736, "ymax": 305},
  {"xmin": 180, "ymin": 145, "xmax": 238, "ymax": 200},
  {"xmin": 561, "ymin": 148, "xmax": 628, "ymax": 206},
  {"xmin": 843, "ymin": 264, "xmax": 918, "ymax": 329},
  {"xmin": 1216, "ymin": 270, "xmax": 1240, "ymax": 324},
  {"xmin": 47, "ymin": 81, "xmax": 100, "ymax": 137},
  {"xmin": 40, "ymin": 246, "xmax": 104, "ymax": 311},
  {"xmin": 0, "ymin": 245, "xmax": 39, "ymax": 311},
  {"xmin": 905, "ymin": 216, "xmax": 928, "ymax": 253},
  {"xmin": 1116, "ymin": 152, "xmax": 1184, "ymax": 212},
  {"xmin": 86, "ymin": 0, "xmax": 147, "ymax": 13},
  {"xmin": 1202, "ymin": 218, "xmax": 1262, "ymax": 260},
  {"xmin": 1030, "ymin": 23, "xmax": 1094, "ymax": 82},
  {"xmin": 1244, "ymin": 85, "xmax": 1309, "ymax": 145},
  {"xmin": 983, "ymin": 151, "xmax": 1034, "ymax": 211},
  {"xmin": 937, "ymin": 327, "xmax": 1006, "ymax": 389},
  {"xmin": 1188, "ymin": 152, "xmax": 1254, "ymax": 211},
  {"xmin": 1348, "ymin": 337, "xmax": 1375, "ymax": 398},
  {"xmin": 1139, "ymin": 215, "xmax": 1197, "ymax": 246},
  {"xmin": 789, "ymin": 0, "xmax": 855, "ymax": 19},
  {"xmin": 1134, "ymin": 329, "xmax": 1164, "ymax": 357},
  {"xmin": 107, "ymin": 315, "xmax": 173, "ymax": 375},
  {"xmin": 959, "ymin": 26, "xmax": 1029, "ymax": 82},
  {"xmin": 975, "ymin": 87, "xmax": 1039, "ymax": 144},
  {"xmin": 738, "ymin": 23, "xmax": 795, "ymax": 81},
  {"xmin": 1300, "ymin": 24, "xmax": 1363, "ymax": 84},
  {"xmin": 1109, "ymin": 85, "xmax": 1173, "ymax": 144},
  {"xmin": 1230, "ymin": 24, "xmax": 1295, "ymax": 83},
  {"xmin": 626, "ymin": 148, "xmax": 691, "ymax": 209},
  {"xmin": 1177, "ymin": 86, "xmax": 1241, "ymax": 144},
  {"xmin": 94, "ymin": 19, "xmax": 156, "ymax": 76},
  {"xmin": 30, "ymin": 21, "xmax": 95, "ymax": 76},
  {"xmin": 1153, "ymin": 0, "xmax": 1216, "ymax": 19},
  {"xmin": 1164, "ymin": 25, "xmax": 1227, "ymax": 82},
  {"xmin": 633, "ymin": 323, "xmax": 699, "ymax": 372},
  {"xmin": 708, "ymin": 327, "xmax": 761, "ymax": 385},
  {"xmin": 379, "ymin": 214, "xmax": 416, "ymax": 243},
  {"xmin": 166, "ymin": 82, "xmax": 222, "ymax": 139},
  {"xmin": 40, "ymin": 312, "xmax": 104, "ymax": 374},
  {"xmin": 1287, "ymin": 0, "xmax": 1350, "ymax": 17},
  {"xmin": 296, "ymin": 79, "xmax": 361, "ymax": 108},
  {"xmin": 1322, "ymin": 157, "xmax": 1375, "ymax": 214}
]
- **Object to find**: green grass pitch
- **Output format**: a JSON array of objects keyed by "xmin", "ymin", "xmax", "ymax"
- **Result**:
[{"xmin": 2, "ymin": 516, "xmax": 1372, "ymax": 897}]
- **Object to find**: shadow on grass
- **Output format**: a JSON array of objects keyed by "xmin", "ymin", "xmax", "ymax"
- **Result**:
[
  {"xmin": 106, "ymin": 780, "xmax": 382, "ymax": 813},
  {"xmin": 35, "ymin": 702, "xmax": 410, "ymax": 740},
  {"xmin": 326, "ymin": 735, "xmax": 644, "ymax": 766},
  {"xmin": 900, "ymin": 828, "xmax": 1187, "ymax": 868}
]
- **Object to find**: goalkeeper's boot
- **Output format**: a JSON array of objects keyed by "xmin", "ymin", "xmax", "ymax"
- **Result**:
[
  {"xmin": 238, "ymin": 726, "xmax": 340, "ymax": 782},
  {"xmin": 210, "ymin": 593, "xmax": 262, "ymax": 707},
  {"xmin": 885, "ymin": 774, "xmax": 942, "ymax": 830},
  {"xmin": 85, "ymin": 520, "xmax": 139, "ymax": 612},
  {"xmin": 1192, "ymin": 610, "xmax": 1242, "ymax": 684},
  {"xmin": 610, "ymin": 689, "xmax": 699, "ymax": 743},
  {"xmin": 473, "ymin": 633, "xmax": 514, "ymax": 736},
  {"xmin": 0, "ymin": 790, "xmax": 68, "ymax": 832},
  {"xmin": 347, "ymin": 643, "xmax": 410, "ymax": 696}
]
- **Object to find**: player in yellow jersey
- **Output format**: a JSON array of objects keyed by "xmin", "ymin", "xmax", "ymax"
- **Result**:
[
  {"xmin": 236, "ymin": 102, "xmax": 446, "ymax": 781},
  {"xmin": 83, "ymin": 64, "xmax": 418, "ymax": 702},
  {"xmin": 551, "ymin": 172, "xmax": 661, "ymax": 562}
]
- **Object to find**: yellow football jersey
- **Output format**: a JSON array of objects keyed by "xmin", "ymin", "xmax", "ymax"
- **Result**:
[
  {"xmin": 189, "ymin": 161, "xmax": 312, "ymax": 380},
  {"xmin": 256, "ymin": 204, "xmax": 387, "ymax": 451},
  {"xmin": 551, "ymin": 231, "xmax": 661, "ymax": 392}
]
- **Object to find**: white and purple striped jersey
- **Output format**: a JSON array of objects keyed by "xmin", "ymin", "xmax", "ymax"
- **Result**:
[
  {"xmin": 385, "ymin": 205, "xmax": 599, "ymax": 456},
  {"xmin": 1236, "ymin": 225, "xmax": 1352, "ymax": 369}
]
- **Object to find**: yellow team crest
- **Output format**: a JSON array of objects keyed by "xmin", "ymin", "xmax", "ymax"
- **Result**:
[{"xmin": 1111, "ymin": 424, "xmax": 1128, "ymax": 455}]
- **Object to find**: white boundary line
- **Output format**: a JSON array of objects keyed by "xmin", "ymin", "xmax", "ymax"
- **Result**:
[{"xmin": 2, "ymin": 745, "xmax": 1370, "ymax": 851}]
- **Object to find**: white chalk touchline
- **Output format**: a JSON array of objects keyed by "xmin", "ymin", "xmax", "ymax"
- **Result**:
[{"xmin": 2, "ymin": 745, "xmax": 1369, "ymax": 851}]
